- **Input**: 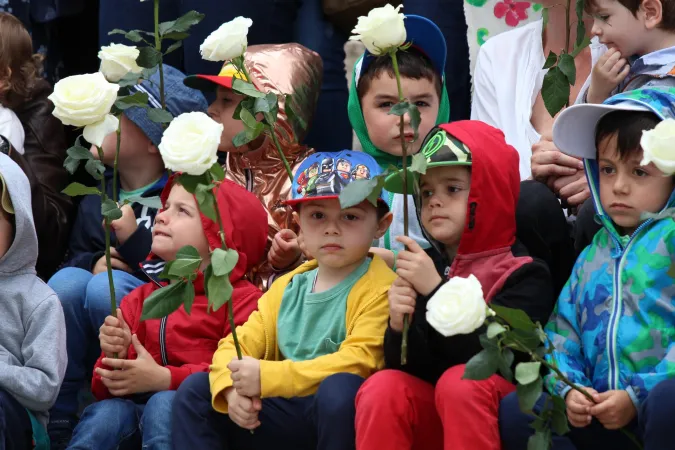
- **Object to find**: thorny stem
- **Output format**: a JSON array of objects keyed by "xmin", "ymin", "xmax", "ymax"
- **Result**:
[{"xmin": 112, "ymin": 118, "xmax": 122, "ymax": 202}]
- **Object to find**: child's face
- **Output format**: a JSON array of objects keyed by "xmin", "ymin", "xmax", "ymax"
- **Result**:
[
  {"xmin": 590, "ymin": 0, "xmax": 649, "ymax": 57},
  {"xmin": 207, "ymin": 87, "xmax": 247, "ymax": 153},
  {"xmin": 598, "ymin": 133, "xmax": 674, "ymax": 235},
  {"xmin": 419, "ymin": 166, "xmax": 471, "ymax": 247},
  {"xmin": 93, "ymin": 115, "xmax": 157, "ymax": 166},
  {"xmin": 152, "ymin": 184, "xmax": 211, "ymax": 265},
  {"xmin": 361, "ymin": 73, "xmax": 440, "ymax": 157},
  {"xmin": 295, "ymin": 199, "xmax": 391, "ymax": 271}
]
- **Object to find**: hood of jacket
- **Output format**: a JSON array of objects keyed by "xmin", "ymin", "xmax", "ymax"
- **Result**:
[
  {"xmin": 0, "ymin": 152, "xmax": 38, "ymax": 275},
  {"xmin": 158, "ymin": 176, "xmax": 268, "ymax": 285},
  {"xmin": 347, "ymin": 54, "xmax": 451, "ymax": 169}
]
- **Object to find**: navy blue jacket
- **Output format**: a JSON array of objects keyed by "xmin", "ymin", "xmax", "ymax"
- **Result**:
[{"xmin": 64, "ymin": 173, "xmax": 168, "ymax": 280}]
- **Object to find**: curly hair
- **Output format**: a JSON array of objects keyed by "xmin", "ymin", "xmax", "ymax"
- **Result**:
[{"xmin": 0, "ymin": 13, "xmax": 43, "ymax": 110}]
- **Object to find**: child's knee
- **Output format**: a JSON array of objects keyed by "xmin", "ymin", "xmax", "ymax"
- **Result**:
[
  {"xmin": 174, "ymin": 372, "xmax": 211, "ymax": 411},
  {"xmin": 48, "ymin": 267, "xmax": 93, "ymax": 307},
  {"xmin": 315, "ymin": 373, "xmax": 364, "ymax": 419}
]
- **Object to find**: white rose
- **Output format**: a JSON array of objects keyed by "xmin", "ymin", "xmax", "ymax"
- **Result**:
[
  {"xmin": 158, "ymin": 112, "xmax": 223, "ymax": 176},
  {"xmin": 641, "ymin": 119, "xmax": 675, "ymax": 175},
  {"xmin": 49, "ymin": 72, "xmax": 120, "ymax": 127},
  {"xmin": 349, "ymin": 4, "xmax": 406, "ymax": 56},
  {"xmin": 200, "ymin": 17, "xmax": 253, "ymax": 62},
  {"xmin": 98, "ymin": 43, "xmax": 142, "ymax": 82},
  {"xmin": 83, "ymin": 114, "xmax": 119, "ymax": 148},
  {"xmin": 426, "ymin": 274, "xmax": 490, "ymax": 337}
]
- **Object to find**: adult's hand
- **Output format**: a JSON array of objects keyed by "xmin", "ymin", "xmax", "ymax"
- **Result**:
[
  {"xmin": 530, "ymin": 136, "xmax": 584, "ymax": 184},
  {"xmin": 552, "ymin": 170, "xmax": 591, "ymax": 207}
]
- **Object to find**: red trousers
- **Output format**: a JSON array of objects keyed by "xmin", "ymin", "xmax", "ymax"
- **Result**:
[{"xmin": 355, "ymin": 365, "xmax": 515, "ymax": 450}]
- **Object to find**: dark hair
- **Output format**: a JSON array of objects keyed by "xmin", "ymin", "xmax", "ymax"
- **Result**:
[
  {"xmin": 595, "ymin": 110, "xmax": 660, "ymax": 159},
  {"xmin": 294, "ymin": 200, "xmax": 390, "ymax": 220},
  {"xmin": 0, "ymin": 13, "xmax": 42, "ymax": 109},
  {"xmin": 585, "ymin": 0, "xmax": 675, "ymax": 31},
  {"xmin": 357, "ymin": 48, "xmax": 442, "ymax": 100}
]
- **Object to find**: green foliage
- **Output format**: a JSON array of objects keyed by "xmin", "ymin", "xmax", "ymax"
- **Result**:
[
  {"xmin": 158, "ymin": 11, "xmax": 205, "ymax": 37},
  {"xmin": 557, "ymin": 54, "xmax": 576, "ymax": 85},
  {"xmin": 101, "ymin": 199, "xmax": 123, "ymax": 220},
  {"xmin": 136, "ymin": 47, "xmax": 162, "ymax": 69},
  {"xmin": 464, "ymin": 348, "xmax": 500, "ymax": 380},
  {"xmin": 165, "ymin": 41, "xmax": 183, "ymax": 56},
  {"xmin": 195, "ymin": 184, "xmax": 218, "ymax": 222},
  {"xmin": 147, "ymin": 108, "xmax": 174, "ymax": 124},
  {"xmin": 209, "ymin": 162, "xmax": 225, "ymax": 182},
  {"xmin": 542, "ymin": 67, "xmax": 569, "ymax": 118},
  {"xmin": 204, "ymin": 264, "xmax": 234, "ymax": 313},
  {"xmin": 141, "ymin": 279, "xmax": 191, "ymax": 320},
  {"xmin": 62, "ymin": 183, "xmax": 101, "ymax": 197},
  {"xmin": 212, "ymin": 248, "xmax": 239, "ymax": 277},
  {"xmin": 115, "ymin": 92, "xmax": 150, "ymax": 110},
  {"xmin": 339, "ymin": 174, "xmax": 387, "ymax": 209},
  {"xmin": 232, "ymin": 79, "xmax": 266, "ymax": 99},
  {"xmin": 167, "ymin": 246, "xmax": 202, "ymax": 277},
  {"xmin": 516, "ymin": 376, "xmax": 543, "ymax": 412},
  {"xmin": 410, "ymin": 153, "xmax": 428, "ymax": 175},
  {"xmin": 85, "ymin": 159, "xmax": 106, "ymax": 180},
  {"xmin": 387, "ymin": 102, "xmax": 421, "ymax": 140},
  {"xmin": 63, "ymin": 145, "xmax": 94, "ymax": 175},
  {"xmin": 487, "ymin": 322, "xmax": 507, "ymax": 339},
  {"xmin": 492, "ymin": 305, "xmax": 537, "ymax": 332},
  {"xmin": 515, "ymin": 362, "xmax": 542, "ymax": 385}
]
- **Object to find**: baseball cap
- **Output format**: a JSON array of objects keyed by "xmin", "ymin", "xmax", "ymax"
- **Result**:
[
  {"xmin": 125, "ymin": 64, "xmax": 208, "ymax": 147},
  {"xmin": 183, "ymin": 62, "xmax": 247, "ymax": 92},
  {"xmin": 285, "ymin": 150, "xmax": 388, "ymax": 208},
  {"xmin": 384, "ymin": 126, "xmax": 472, "ymax": 194},
  {"xmin": 553, "ymin": 87, "xmax": 675, "ymax": 159},
  {"xmin": 354, "ymin": 14, "xmax": 447, "ymax": 89}
]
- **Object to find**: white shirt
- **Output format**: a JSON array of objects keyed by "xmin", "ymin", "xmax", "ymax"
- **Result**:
[
  {"xmin": 471, "ymin": 20, "xmax": 606, "ymax": 180},
  {"xmin": 0, "ymin": 106, "xmax": 24, "ymax": 154}
]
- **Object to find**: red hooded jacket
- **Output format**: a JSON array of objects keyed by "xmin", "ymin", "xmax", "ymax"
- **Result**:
[{"xmin": 92, "ymin": 178, "xmax": 268, "ymax": 399}]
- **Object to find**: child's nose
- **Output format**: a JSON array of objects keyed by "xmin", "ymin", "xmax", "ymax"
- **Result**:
[{"xmin": 591, "ymin": 20, "xmax": 601, "ymax": 37}]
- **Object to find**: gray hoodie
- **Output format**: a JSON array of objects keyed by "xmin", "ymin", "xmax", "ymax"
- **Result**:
[{"xmin": 0, "ymin": 153, "xmax": 66, "ymax": 428}]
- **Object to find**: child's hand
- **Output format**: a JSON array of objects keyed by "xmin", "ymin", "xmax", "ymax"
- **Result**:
[
  {"xmin": 565, "ymin": 388, "xmax": 598, "ymax": 428},
  {"xmin": 97, "ymin": 334, "xmax": 171, "ymax": 396},
  {"xmin": 388, "ymin": 276, "xmax": 417, "ymax": 332},
  {"xmin": 224, "ymin": 387, "xmax": 262, "ymax": 430},
  {"xmin": 589, "ymin": 390, "xmax": 637, "ymax": 429},
  {"xmin": 109, "ymin": 204, "xmax": 138, "ymax": 245},
  {"xmin": 93, "ymin": 248, "xmax": 131, "ymax": 275},
  {"xmin": 587, "ymin": 48, "xmax": 629, "ymax": 104},
  {"xmin": 228, "ymin": 356, "xmax": 262, "ymax": 398},
  {"xmin": 99, "ymin": 308, "xmax": 132, "ymax": 359},
  {"xmin": 395, "ymin": 236, "xmax": 442, "ymax": 296},
  {"xmin": 269, "ymin": 229, "xmax": 302, "ymax": 269}
]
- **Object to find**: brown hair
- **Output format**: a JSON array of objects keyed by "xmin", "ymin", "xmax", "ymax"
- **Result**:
[
  {"xmin": 0, "ymin": 13, "xmax": 43, "ymax": 110},
  {"xmin": 585, "ymin": 0, "xmax": 675, "ymax": 31}
]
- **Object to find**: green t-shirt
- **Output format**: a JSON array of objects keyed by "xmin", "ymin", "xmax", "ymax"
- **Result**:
[
  {"xmin": 119, "ymin": 179, "xmax": 160, "ymax": 203},
  {"xmin": 277, "ymin": 258, "xmax": 371, "ymax": 362}
]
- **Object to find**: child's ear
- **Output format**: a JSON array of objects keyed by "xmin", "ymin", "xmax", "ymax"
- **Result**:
[
  {"xmin": 148, "ymin": 143, "xmax": 159, "ymax": 155},
  {"xmin": 374, "ymin": 211, "xmax": 393, "ymax": 239},
  {"xmin": 642, "ymin": 0, "xmax": 663, "ymax": 29}
]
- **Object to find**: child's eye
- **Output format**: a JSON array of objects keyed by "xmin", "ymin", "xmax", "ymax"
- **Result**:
[
  {"xmin": 595, "ymin": 14, "xmax": 609, "ymax": 21},
  {"xmin": 179, "ymin": 207, "xmax": 190, "ymax": 215},
  {"xmin": 378, "ymin": 101, "xmax": 394, "ymax": 109},
  {"xmin": 344, "ymin": 214, "xmax": 359, "ymax": 221},
  {"xmin": 311, "ymin": 212, "xmax": 324, "ymax": 219},
  {"xmin": 634, "ymin": 168, "xmax": 649, "ymax": 177},
  {"xmin": 600, "ymin": 166, "xmax": 615, "ymax": 175},
  {"xmin": 447, "ymin": 186, "xmax": 462, "ymax": 194},
  {"xmin": 421, "ymin": 189, "xmax": 434, "ymax": 198},
  {"xmin": 415, "ymin": 101, "xmax": 430, "ymax": 108}
]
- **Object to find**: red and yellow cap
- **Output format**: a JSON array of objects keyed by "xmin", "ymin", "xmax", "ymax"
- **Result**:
[{"xmin": 183, "ymin": 63, "xmax": 248, "ymax": 92}]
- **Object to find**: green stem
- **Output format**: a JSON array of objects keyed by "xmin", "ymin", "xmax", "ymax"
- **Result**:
[
  {"xmin": 268, "ymin": 125, "xmax": 293, "ymax": 181},
  {"xmin": 391, "ymin": 50, "xmax": 411, "ymax": 365},
  {"xmin": 565, "ymin": 0, "xmax": 571, "ymax": 54},
  {"xmin": 112, "ymin": 117, "xmax": 122, "ymax": 203},
  {"xmin": 154, "ymin": 0, "xmax": 165, "ymax": 109},
  {"xmin": 240, "ymin": 60, "xmax": 252, "ymax": 84}
]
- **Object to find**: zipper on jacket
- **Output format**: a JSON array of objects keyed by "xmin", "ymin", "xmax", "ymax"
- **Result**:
[{"xmin": 140, "ymin": 265, "xmax": 170, "ymax": 366}]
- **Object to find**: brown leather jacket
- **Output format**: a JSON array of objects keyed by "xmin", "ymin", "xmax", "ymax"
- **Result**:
[
  {"xmin": 226, "ymin": 44, "xmax": 322, "ymax": 289},
  {"xmin": 8, "ymin": 79, "xmax": 73, "ymax": 279}
]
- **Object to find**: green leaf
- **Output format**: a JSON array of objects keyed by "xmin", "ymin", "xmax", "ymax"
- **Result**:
[
  {"xmin": 504, "ymin": 328, "xmax": 544, "ymax": 352},
  {"xmin": 232, "ymin": 79, "xmax": 266, "ymax": 99},
  {"xmin": 206, "ymin": 270, "xmax": 234, "ymax": 312},
  {"xmin": 108, "ymin": 28, "xmax": 128, "ymax": 36},
  {"xmin": 558, "ymin": 53, "xmax": 576, "ymax": 85},
  {"xmin": 163, "ymin": 31, "xmax": 190, "ymax": 41},
  {"xmin": 463, "ymin": 349, "xmax": 500, "ymax": 380},
  {"xmin": 527, "ymin": 429, "xmax": 551, "ymax": 450},
  {"xmin": 64, "ymin": 156, "xmax": 80, "ymax": 174},
  {"xmin": 168, "ymin": 245, "xmax": 202, "ymax": 277},
  {"xmin": 542, "ymin": 67, "xmax": 570, "ymax": 118},
  {"xmin": 536, "ymin": 326, "xmax": 547, "ymax": 343},
  {"xmin": 491, "ymin": 305, "xmax": 537, "ymax": 332},
  {"xmin": 176, "ymin": 173, "xmax": 208, "ymax": 194},
  {"xmin": 541, "ymin": 8, "xmax": 549, "ymax": 40},
  {"xmin": 517, "ymin": 376, "xmax": 543, "ymax": 413},
  {"xmin": 410, "ymin": 152, "xmax": 428, "ymax": 175},
  {"xmin": 232, "ymin": 97, "xmax": 254, "ymax": 121},
  {"xmin": 240, "ymin": 107, "xmax": 260, "ymax": 130},
  {"xmin": 408, "ymin": 103, "xmax": 421, "ymax": 140},
  {"xmin": 232, "ymin": 123, "xmax": 264, "ymax": 147},
  {"xmin": 571, "ymin": 35, "xmax": 592, "ymax": 58},
  {"xmin": 67, "ymin": 145, "xmax": 93, "ymax": 160},
  {"xmin": 141, "ymin": 280, "xmax": 189, "ymax": 320},
  {"xmin": 147, "ymin": 108, "xmax": 173, "ymax": 124},
  {"xmin": 165, "ymin": 41, "xmax": 183, "ymax": 56},
  {"xmin": 125, "ymin": 195, "xmax": 163, "ymax": 209},
  {"xmin": 62, "ymin": 182, "xmax": 100, "ymax": 197},
  {"xmin": 159, "ymin": 10, "xmax": 205, "ymax": 36},
  {"xmin": 551, "ymin": 395, "xmax": 570, "ymax": 435},
  {"xmin": 254, "ymin": 94, "xmax": 276, "ymax": 114},
  {"xmin": 212, "ymin": 248, "xmax": 239, "ymax": 277},
  {"xmin": 183, "ymin": 279, "xmax": 196, "ymax": 314},
  {"xmin": 543, "ymin": 51, "xmax": 558, "ymax": 70},
  {"xmin": 388, "ymin": 101, "xmax": 410, "ymax": 117},
  {"xmin": 118, "ymin": 72, "xmax": 142, "ymax": 87},
  {"xmin": 487, "ymin": 322, "xmax": 507, "ymax": 339},
  {"xmin": 479, "ymin": 333, "xmax": 500, "ymax": 352},
  {"xmin": 101, "ymin": 198, "xmax": 123, "ymax": 220},
  {"xmin": 115, "ymin": 91, "xmax": 149, "ymax": 110},
  {"xmin": 195, "ymin": 186, "xmax": 218, "ymax": 222},
  {"xmin": 136, "ymin": 47, "xmax": 162, "ymax": 69},
  {"xmin": 576, "ymin": 0, "xmax": 586, "ymax": 47},
  {"xmin": 142, "ymin": 66, "xmax": 158, "ymax": 79},
  {"xmin": 85, "ymin": 159, "xmax": 106, "ymax": 180},
  {"xmin": 209, "ymin": 162, "xmax": 225, "ymax": 182},
  {"xmin": 515, "ymin": 362, "xmax": 542, "ymax": 385},
  {"xmin": 498, "ymin": 347, "xmax": 515, "ymax": 382},
  {"xmin": 124, "ymin": 30, "xmax": 145, "ymax": 43},
  {"xmin": 339, "ymin": 177, "xmax": 378, "ymax": 209}
]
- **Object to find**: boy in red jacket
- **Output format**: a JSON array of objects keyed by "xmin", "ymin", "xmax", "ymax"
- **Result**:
[{"xmin": 66, "ymin": 177, "xmax": 267, "ymax": 450}]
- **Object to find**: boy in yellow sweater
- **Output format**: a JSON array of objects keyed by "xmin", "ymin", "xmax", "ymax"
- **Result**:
[{"xmin": 171, "ymin": 151, "xmax": 395, "ymax": 450}]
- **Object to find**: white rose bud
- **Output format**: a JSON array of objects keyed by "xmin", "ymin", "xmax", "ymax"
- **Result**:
[
  {"xmin": 98, "ymin": 43, "xmax": 143, "ymax": 82},
  {"xmin": 426, "ymin": 274, "xmax": 488, "ymax": 337},
  {"xmin": 49, "ymin": 72, "xmax": 120, "ymax": 127},
  {"xmin": 200, "ymin": 17, "xmax": 253, "ymax": 62},
  {"xmin": 83, "ymin": 114, "xmax": 119, "ymax": 148},
  {"xmin": 158, "ymin": 112, "xmax": 223, "ymax": 176},
  {"xmin": 640, "ymin": 118, "xmax": 675, "ymax": 175},
  {"xmin": 349, "ymin": 4, "xmax": 406, "ymax": 56}
]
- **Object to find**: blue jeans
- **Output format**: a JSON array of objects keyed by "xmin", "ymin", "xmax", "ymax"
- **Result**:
[
  {"xmin": 172, "ymin": 372, "xmax": 364, "ymax": 450},
  {"xmin": 47, "ymin": 267, "xmax": 145, "ymax": 420},
  {"xmin": 68, "ymin": 391, "xmax": 175, "ymax": 450},
  {"xmin": 98, "ymin": 0, "xmax": 351, "ymax": 152},
  {"xmin": 499, "ymin": 379, "xmax": 675, "ymax": 450},
  {"xmin": 0, "ymin": 389, "xmax": 32, "ymax": 450}
]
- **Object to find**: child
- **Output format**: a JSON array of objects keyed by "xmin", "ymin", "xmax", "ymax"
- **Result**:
[
  {"xmin": 585, "ymin": 0, "xmax": 675, "ymax": 104},
  {"xmin": 66, "ymin": 176, "xmax": 268, "ymax": 449},
  {"xmin": 355, "ymin": 122, "xmax": 555, "ymax": 450},
  {"xmin": 46, "ymin": 64, "xmax": 208, "ymax": 445},
  {"xmin": 0, "ymin": 152, "xmax": 67, "ymax": 449},
  {"xmin": 0, "ymin": 12, "xmax": 72, "ymax": 280},
  {"xmin": 184, "ymin": 43, "xmax": 321, "ymax": 287},
  {"xmin": 500, "ymin": 87, "xmax": 675, "ymax": 449},
  {"xmin": 171, "ymin": 151, "xmax": 396, "ymax": 450}
]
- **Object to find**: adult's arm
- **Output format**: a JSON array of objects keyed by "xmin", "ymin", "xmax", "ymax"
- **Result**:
[{"xmin": 470, "ymin": 46, "xmax": 501, "ymax": 128}]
